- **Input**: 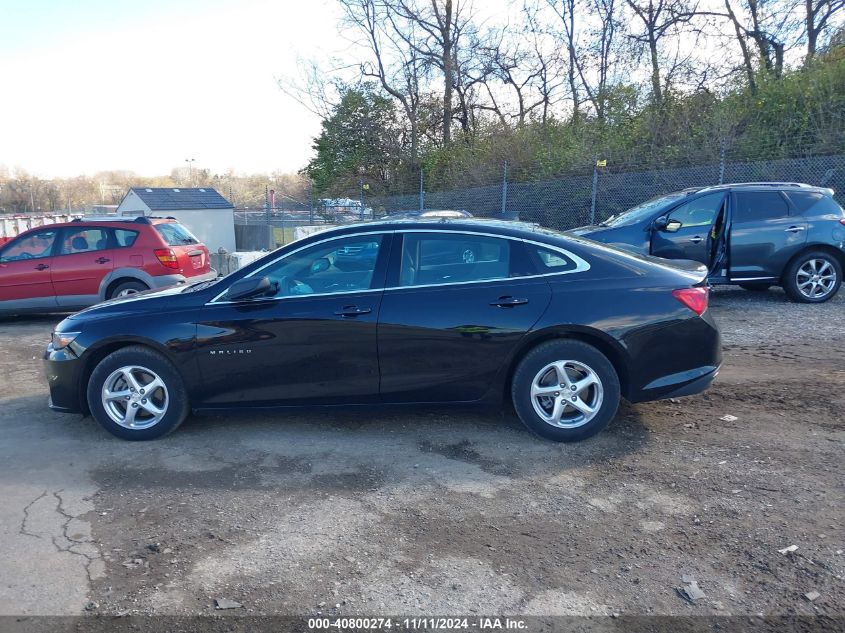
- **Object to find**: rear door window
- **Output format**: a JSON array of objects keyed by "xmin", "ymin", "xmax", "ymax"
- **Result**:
[
  {"xmin": 399, "ymin": 233, "xmax": 512, "ymax": 286},
  {"xmin": 155, "ymin": 222, "xmax": 199, "ymax": 246},
  {"xmin": 733, "ymin": 192, "xmax": 790, "ymax": 222},
  {"xmin": 59, "ymin": 227, "xmax": 110, "ymax": 254}
]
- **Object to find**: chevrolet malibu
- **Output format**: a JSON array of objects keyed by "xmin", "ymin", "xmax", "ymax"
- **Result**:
[{"xmin": 44, "ymin": 220, "xmax": 721, "ymax": 442}]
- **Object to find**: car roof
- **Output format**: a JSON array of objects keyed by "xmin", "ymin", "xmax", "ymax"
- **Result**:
[
  {"xmin": 323, "ymin": 217, "xmax": 549, "ymax": 239},
  {"xmin": 694, "ymin": 182, "xmax": 834, "ymax": 196}
]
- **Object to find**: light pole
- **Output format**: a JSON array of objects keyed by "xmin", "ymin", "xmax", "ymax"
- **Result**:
[{"xmin": 185, "ymin": 158, "xmax": 195, "ymax": 187}]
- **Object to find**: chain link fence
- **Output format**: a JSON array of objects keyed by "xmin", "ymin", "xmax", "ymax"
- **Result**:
[
  {"xmin": 368, "ymin": 153, "xmax": 845, "ymax": 231},
  {"xmin": 235, "ymin": 153, "xmax": 845, "ymax": 248}
]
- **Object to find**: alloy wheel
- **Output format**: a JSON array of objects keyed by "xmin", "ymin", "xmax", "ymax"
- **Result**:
[
  {"xmin": 101, "ymin": 365, "xmax": 169, "ymax": 429},
  {"xmin": 530, "ymin": 360, "xmax": 604, "ymax": 429},
  {"xmin": 796, "ymin": 258, "xmax": 837, "ymax": 300}
]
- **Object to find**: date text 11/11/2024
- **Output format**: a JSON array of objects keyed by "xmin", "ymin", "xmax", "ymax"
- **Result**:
[{"xmin": 306, "ymin": 617, "xmax": 529, "ymax": 630}]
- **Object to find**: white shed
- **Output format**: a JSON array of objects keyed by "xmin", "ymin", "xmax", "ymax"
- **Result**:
[{"xmin": 116, "ymin": 187, "xmax": 236, "ymax": 253}]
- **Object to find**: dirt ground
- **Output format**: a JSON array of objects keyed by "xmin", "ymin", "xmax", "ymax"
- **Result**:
[{"xmin": 0, "ymin": 286, "xmax": 842, "ymax": 620}]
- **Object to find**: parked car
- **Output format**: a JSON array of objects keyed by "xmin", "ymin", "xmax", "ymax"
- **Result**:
[
  {"xmin": 45, "ymin": 219, "xmax": 721, "ymax": 442},
  {"xmin": 0, "ymin": 216, "xmax": 217, "ymax": 315},
  {"xmin": 571, "ymin": 182, "xmax": 845, "ymax": 303}
]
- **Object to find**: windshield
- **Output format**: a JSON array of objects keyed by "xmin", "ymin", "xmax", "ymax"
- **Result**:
[{"xmin": 602, "ymin": 192, "xmax": 689, "ymax": 228}]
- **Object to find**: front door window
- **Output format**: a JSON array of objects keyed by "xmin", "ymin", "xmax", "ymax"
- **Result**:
[
  {"xmin": 0, "ymin": 229, "xmax": 58, "ymax": 261},
  {"xmin": 253, "ymin": 234, "xmax": 386, "ymax": 298}
]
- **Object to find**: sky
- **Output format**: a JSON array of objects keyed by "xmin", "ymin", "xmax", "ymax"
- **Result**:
[{"xmin": 0, "ymin": 0, "xmax": 346, "ymax": 178}]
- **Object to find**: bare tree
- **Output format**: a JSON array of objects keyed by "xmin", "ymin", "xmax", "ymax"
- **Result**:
[
  {"xmin": 625, "ymin": 0, "xmax": 698, "ymax": 104},
  {"xmin": 390, "ymin": 0, "xmax": 478, "ymax": 146},
  {"xmin": 547, "ymin": 0, "xmax": 583, "ymax": 119},
  {"xmin": 338, "ymin": 0, "xmax": 426, "ymax": 162},
  {"xmin": 805, "ymin": 0, "xmax": 845, "ymax": 60}
]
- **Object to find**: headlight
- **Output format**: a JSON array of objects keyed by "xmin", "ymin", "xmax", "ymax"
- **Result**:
[{"xmin": 51, "ymin": 331, "xmax": 81, "ymax": 349}]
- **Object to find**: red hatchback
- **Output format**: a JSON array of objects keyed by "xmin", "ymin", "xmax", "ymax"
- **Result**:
[{"xmin": 0, "ymin": 216, "xmax": 216, "ymax": 315}]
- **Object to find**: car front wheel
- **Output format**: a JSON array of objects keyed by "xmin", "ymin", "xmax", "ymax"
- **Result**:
[
  {"xmin": 511, "ymin": 340, "xmax": 620, "ymax": 442},
  {"xmin": 86, "ymin": 345, "xmax": 189, "ymax": 440},
  {"xmin": 783, "ymin": 251, "xmax": 842, "ymax": 303}
]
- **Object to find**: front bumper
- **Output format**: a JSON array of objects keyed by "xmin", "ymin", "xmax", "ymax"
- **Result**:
[
  {"xmin": 148, "ymin": 268, "xmax": 218, "ymax": 289},
  {"xmin": 43, "ymin": 344, "xmax": 85, "ymax": 414}
]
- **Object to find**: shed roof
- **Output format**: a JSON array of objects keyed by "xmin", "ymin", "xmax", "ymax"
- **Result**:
[{"xmin": 128, "ymin": 187, "xmax": 232, "ymax": 210}]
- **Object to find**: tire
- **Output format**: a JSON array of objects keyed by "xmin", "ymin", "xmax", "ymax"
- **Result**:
[
  {"xmin": 109, "ymin": 280, "xmax": 149, "ymax": 299},
  {"xmin": 782, "ymin": 251, "xmax": 842, "ymax": 303},
  {"xmin": 511, "ymin": 340, "xmax": 621, "ymax": 442},
  {"xmin": 86, "ymin": 345, "xmax": 189, "ymax": 440},
  {"xmin": 738, "ymin": 282, "xmax": 771, "ymax": 292}
]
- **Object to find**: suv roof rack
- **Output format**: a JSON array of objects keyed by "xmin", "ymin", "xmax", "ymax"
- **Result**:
[
  {"xmin": 698, "ymin": 182, "xmax": 816, "ymax": 193},
  {"xmin": 70, "ymin": 215, "xmax": 155, "ymax": 224}
]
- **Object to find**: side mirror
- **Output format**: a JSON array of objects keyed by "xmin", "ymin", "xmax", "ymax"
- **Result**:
[
  {"xmin": 664, "ymin": 219, "xmax": 683, "ymax": 233},
  {"xmin": 222, "ymin": 276, "xmax": 272, "ymax": 302},
  {"xmin": 311, "ymin": 257, "xmax": 330, "ymax": 274},
  {"xmin": 653, "ymin": 216, "xmax": 669, "ymax": 230}
]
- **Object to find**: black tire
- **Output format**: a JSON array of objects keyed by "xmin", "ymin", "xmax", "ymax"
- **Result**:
[
  {"xmin": 738, "ymin": 282, "xmax": 771, "ymax": 292},
  {"xmin": 86, "ymin": 345, "xmax": 189, "ymax": 440},
  {"xmin": 511, "ymin": 340, "xmax": 620, "ymax": 442},
  {"xmin": 782, "ymin": 250, "xmax": 842, "ymax": 303},
  {"xmin": 109, "ymin": 280, "xmax": 149, "ymax": 299}
]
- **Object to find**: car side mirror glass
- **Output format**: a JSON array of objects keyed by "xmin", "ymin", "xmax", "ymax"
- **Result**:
[
  {"xmin": 664, "ymin": 219, "xmax": 683, "ymax": 233},
  {"xmin": 311, "ymin": 257, "xmax": 330, "ymax": 274},
  {"xmin": 222, "ymin": 276, "xmax": 272, "ymax": 302}
]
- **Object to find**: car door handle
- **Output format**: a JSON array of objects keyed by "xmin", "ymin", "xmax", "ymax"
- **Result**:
[
  {"xmin": 784, "ymin": 226, "xmax": 805, "ymax": 233},
  {"xmin": 490, "ymin": 296, "xmax": 529, "ymax": 307},
  {"xmin": 35, "ymin": 263, "xmax": 49, "ymax": 271},
  {"xmin": 688, "ymin": 236, "xmax": 703, "ymax": 244},
  {"xmin": 95, "ymin": 257, "xmax": 110, "ymax": 264},
  {"xmin": 334, "ymin": 306, "xmax": 372, "ymax": 317}
]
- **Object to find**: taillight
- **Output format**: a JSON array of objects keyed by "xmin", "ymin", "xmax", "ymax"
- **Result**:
[
  {"xmin": 154, "ymin": 248, "xmax": 180, "ymax": 270},
  {"xmin": 672, "ymin": 287, "xmax": 708, "ymax": 315},
  {"xmin": 839, "ymin": 218, "xmax": 845, "ymax": 226}
]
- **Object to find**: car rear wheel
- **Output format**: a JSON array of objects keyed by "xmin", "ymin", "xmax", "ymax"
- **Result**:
[
  {"xmin": 511, "ymin": 340, "xmax": 620, "ymax": 442},
  {"xmin": 738, "ymin": 282, "xmax": 771, "ymax": 292},
  {"xmin": 110, "ymin": 280, "xmax": 149, "ymax": 299},
  {"xmin": 86, "ymin": 345, "xmax": 189, "ymax": 440},
  {"xmin": 783, "ymin": 251, "xmax": 842, "ymax": 303}
]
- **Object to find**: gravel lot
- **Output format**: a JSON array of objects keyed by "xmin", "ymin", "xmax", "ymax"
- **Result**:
[{"xmin": 0, "ymin": 286, "xmax": 842, "ymax": 619}]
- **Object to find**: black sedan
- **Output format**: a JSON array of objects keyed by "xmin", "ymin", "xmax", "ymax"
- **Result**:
[{"xmin": 44, "ymin": 219, "xmax": 721, "ymax": 442}]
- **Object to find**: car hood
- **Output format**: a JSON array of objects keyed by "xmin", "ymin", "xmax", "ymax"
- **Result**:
[{"xmin": 67, "ymin": 284, "xmax": 194, "ymax": 321}]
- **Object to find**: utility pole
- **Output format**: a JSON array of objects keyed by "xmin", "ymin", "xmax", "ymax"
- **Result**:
[
  {"xmin": 501, "ymin": 162, "xmax": 509, "ymax": 216},
  {"xmin": 419, "ymin": 170, "xmax": 424, "ymax": 212},
  {"xmin": 185, "ymin": 158, "xmax": 195, "ymax": 187}
]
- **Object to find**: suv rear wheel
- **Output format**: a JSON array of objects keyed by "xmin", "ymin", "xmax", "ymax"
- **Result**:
[
  {"xmin": 109, "ymin": 280, "xmax": 149, "ymax": 299},
  {"xmin": 783, "ymin": 251, "xmax": 842, "ymax": 303},
  {"xmin": 511, "ymin": 340, "xmax": 620, "ymax": 442},
  {"xmin": 87, "ymin": 346, "xmax": 189, "ymax": 440}
]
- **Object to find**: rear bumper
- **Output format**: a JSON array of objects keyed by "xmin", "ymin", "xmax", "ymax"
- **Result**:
[
  {"xmin": 148, "ymin": 268, "xmax": 218, "ymax": 289},
  {"xmin": 632, "ymin": 364, "xmax": 720, "ymax": 402},
  {"xmin": 43, "ymin": 344, "xmax": 84, "ymax": 414}
]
